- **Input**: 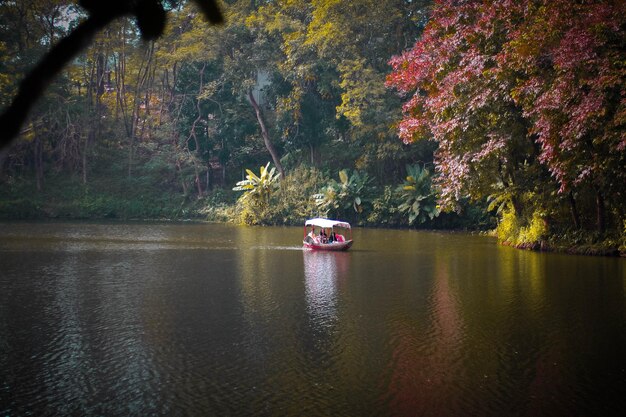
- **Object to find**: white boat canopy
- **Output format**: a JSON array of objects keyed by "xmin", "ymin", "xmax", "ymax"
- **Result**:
[{"xmin": 305, "ymin": 218, "xmax": 351, "ymax": 229}]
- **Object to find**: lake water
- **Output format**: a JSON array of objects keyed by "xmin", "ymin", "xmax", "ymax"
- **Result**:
[{"xmin": 0, "ymin": 222, "xmax": 625, "ymax": 416}]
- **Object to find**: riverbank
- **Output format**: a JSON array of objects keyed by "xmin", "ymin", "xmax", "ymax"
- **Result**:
[
  {"xmin": 2, "ymin": 178, "xmax": 623, "ymax": 257},
  {"xmin": 0, "ymin": 175, "xmax": 233, "ymax": 221},
  {"xmin": 3, "ymin": 212, "xmax": 623, "ymax": 258},
  {"xmin": 505, "ymin": 240, "xmax": 624, "ymax": 257}
]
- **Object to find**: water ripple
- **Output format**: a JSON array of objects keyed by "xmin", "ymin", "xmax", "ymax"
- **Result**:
[{"xmin": 2, "ymin": 223, "xmax": 625, "ymax": 416}]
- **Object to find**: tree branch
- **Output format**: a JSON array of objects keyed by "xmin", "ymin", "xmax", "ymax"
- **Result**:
[{"xmin": 0, "ymin": 0, "xmax": 223, "ymax": 151}]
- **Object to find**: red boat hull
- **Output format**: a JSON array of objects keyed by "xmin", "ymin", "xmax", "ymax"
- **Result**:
[{"xmin": 303, "ymin": 240, "xmax": 353, "ymax": 251}]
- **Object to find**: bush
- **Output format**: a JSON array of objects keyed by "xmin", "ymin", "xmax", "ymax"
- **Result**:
[
  {"xmin": 313, "ymin": 168, "xmax": 375, "ymax": 224},
  {"xmin": 517, "ymin": 211, "xmax": 548, "ymax": 245},
  {"xmin": 367, "ymin": 185, "xmax": 403, "ymax": 226},
  {"xmin": 272, "ymin": 166, "xmax": 328, "ymax": 224},
  {"xmin": 495, "ymin": 209, "xmax": 520, "ymax": 245},
  {"xmin": 396, "ymin": 164, "xmax": 439, "ymax": 225},
  {"xmin": 200, "ymin": 188, "xmax": 238, "ymax": 222},
  {"xmin": 0, "ymin": 197, "xmax": 43, "ymax": 218},
  {"xmin": 496, "ymin": 208, "xmax": 547, "ymax": 248},
  {"xmin": 231, "ymin": 166, "xmax": 328, "ymax": 225}
]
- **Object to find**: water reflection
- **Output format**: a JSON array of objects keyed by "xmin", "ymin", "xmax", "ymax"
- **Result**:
[
  {"xmin": 1, "ymin": 223, "xmax": 625, "ymax": 416},
  {"xmin": 384, "ymin": 248, "xmax": 465, "ymax": 416},
  {"xmin": 303, "ymin": 250, "xmax": 350, "ymax": 327}
]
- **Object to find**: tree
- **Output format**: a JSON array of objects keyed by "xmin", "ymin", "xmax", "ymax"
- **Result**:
[
  {"xmin": 502, "ymin": 0, "xmax": 626, "ymax": 233},
  {"xmin": 387, "ymin": 0, "xmax": 625, "ymax": 241},
  {"xmin": 246, "ymin": 0, "xmax": 432, "ymax": 176},
  {"xmin": 0, "ymin": 0, "xmax": 80, "ymax": 189},
  {"xmin": 0, "ymin": 0, "xmax": 223, "ymax": 151}
]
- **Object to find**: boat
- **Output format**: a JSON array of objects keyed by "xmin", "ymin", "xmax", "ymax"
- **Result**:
[{"xmin": 303, "ymin": 218, "xmax": 353, "ymax": 251}]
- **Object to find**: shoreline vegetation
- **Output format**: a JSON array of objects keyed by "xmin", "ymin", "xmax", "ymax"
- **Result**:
[
  {"xmin": 1, "ymin": 2, "xmax": 623, "ymax": 259},
  {"xmin": 1, "ymin": 173, "xmax": 623, "ymax": 258}
]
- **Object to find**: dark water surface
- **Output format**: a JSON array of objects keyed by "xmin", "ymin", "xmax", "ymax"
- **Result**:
[{"xmin": 1, "ymin": 222, "xmax": 625, "ymax": 416}]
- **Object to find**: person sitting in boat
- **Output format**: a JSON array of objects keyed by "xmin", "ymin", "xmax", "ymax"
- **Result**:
[
  {"xmin": 329, "ymin": 232, "xmax": 336, "ymax": 243},
  {"xmin": 307, "ymin": 227, "xmax": 318, "ymax": 244},
  {"xmin": 335, "ymin": 233, "xmax": 345, "ymax": 243},
  {"xmin": 320, "ymin": 229, "xmax": 328, "ymax": 243}
]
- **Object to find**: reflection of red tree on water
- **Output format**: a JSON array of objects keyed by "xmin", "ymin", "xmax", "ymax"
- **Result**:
[
  {"xmin": 526, "ymin": 344, "xmax": 570, "ymax": 416},
  {"xmin": 385, "ymin": 258, "xmax": 464, "ymax": 416}
]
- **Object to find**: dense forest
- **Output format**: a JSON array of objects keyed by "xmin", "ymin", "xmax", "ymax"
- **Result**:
[{"xmin": 0, "ymin": 0, "xmax": 624, "ymax": 255}]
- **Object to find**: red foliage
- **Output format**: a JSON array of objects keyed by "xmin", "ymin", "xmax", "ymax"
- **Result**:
[
  {"xmin": 505, "ymin": 0, "xmax": 625, "ymax": 192},
  {"xmin": 387, "ymin": 0, "xmax": 625, "ymax": 208}
]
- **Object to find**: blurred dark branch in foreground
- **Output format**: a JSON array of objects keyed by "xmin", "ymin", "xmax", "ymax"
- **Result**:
[{"xmin": 0, "ymin": 0, "xmax": 222, "ymax": 151}]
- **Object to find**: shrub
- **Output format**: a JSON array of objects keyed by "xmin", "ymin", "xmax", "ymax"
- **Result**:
[
  {"xmin": 233, "ymin": 162, "xmax": 279, "ymax": 205},
  {"xmin": 495, "ymin": 208, "xmax": 520, "ymax": 245},
  {"xmin": 496, "ymin": 208, "xmax": 547, "ymax": 248},
  {"xmin": 367, "ymin": 185, "xmax": 403, "ymax": 226},
  {"xmin": 396, "ymin": 164, "xmax": 439, "ymax": 225},
  {"xmin": 231, "ymin": 166, "xmax": 328, "ymax": 225},
  {"xmin": 272, "ymin": 166, "xmax": 328, "ymax": 224},
  {"xmin": 313, "ymin": 169, "xmax": 375, "ymax": 224}
]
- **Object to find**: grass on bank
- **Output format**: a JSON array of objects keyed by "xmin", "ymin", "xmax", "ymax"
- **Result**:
[{"xmin": 0, "ymin": 175, "xmax": 217, "ymax": 220}]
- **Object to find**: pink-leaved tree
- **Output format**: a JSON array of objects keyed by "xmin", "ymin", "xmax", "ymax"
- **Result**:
[{"xmin": 387, "ymin": 0, "xmax": 625, "ymax": 234}]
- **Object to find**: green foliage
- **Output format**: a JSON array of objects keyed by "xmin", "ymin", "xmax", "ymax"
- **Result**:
[
  {"xmin": 1, "ymin": 0, "xmax": 623, "ymax": 257},
  {"xmin": 233, "ymin": 162, "xmax": 280, "ymax": 205},
  {"xmin": 313, "ymin": 168, "xmax": 375, "ymax": 222},
  {"xmin": 232, "ymin": 162, "xmax": 280, "ymax": 225},
  {"xmin": 495, "ymin": 209, "xmax": 520, "ymax": 245},
  {"xmin": 0, "ymin": 196, "xmax": 43, "ymax": 219},
  {"xmin": 0, "ymin": 173, "xmax": 204, "ymax": 220},
  {"xmin": 235, "ymin": 196, "xmax": 273, "ymax": 226},
  {"xmin": 199, "ymin": 189, "xmax": 238, "ymax": 223},
  {"xmin": 487, "ymin": 189, "xmax": 515, "ymax": 215},
  {"xmin": 232, "ymin": 165, "xmax": 328, "ymax": 226},
  {"xmin": 271, "ymin": 166, "xmax": 328, "ymax": 224},
  {"xmin": 518, "ymin": 211, "xmax": 548, "ymax": 246},
  {"xmin": 396, "ymin": 164, "xmax": 439, "ymax": 225},
  {"xmin": 367, "ymin": 185, "xmax": 403, "ymax": 226},
  {"xmin": 491, "ymin": 187, "xmax": 548, "ymax": 248}
]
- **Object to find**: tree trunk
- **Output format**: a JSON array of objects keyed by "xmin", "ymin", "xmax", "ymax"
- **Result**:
[
  {"xmin": 0, "ymin": 148, "xmax": 6, "ymax": 180},
  {"xmin": 176, "ymin": 158, "xmax": 188, "ymax": 195},
  {"xmin": 596, "ymin": 191, "xmax": 606, "ymax": 234},
  {"xmin": 82, "ymin": 129, "xmax": 95, "ymax": 185},
  {"xmin": 248, "ymin": 90, "xmax": 285, "ymax": 179},
  {"xmin": 192, "ymin": 150, "xmax": 203, "ymax": 197},
  {"xmin": 83, "ymin": 53, "xmax": 106, "ymax": 185},
  {"xmin": 206, "ymin": 160, "xmax": 211, "ymax": 191},
  {"xmin": 568, "ymin": 191, "xmax": 581, "ymax": 230},
  {"xmin": 34, "ymin": 136, "xmax": 44, "ymax": 191},
  {"xmin": 186, "ymin": 62, "xmax": 208, "ymax": 197}
]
